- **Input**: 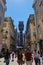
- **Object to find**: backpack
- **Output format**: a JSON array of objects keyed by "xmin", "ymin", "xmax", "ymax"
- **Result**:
[{"xmin": 25, "ymin": 50, "xmax": 32, "ymax": 61}]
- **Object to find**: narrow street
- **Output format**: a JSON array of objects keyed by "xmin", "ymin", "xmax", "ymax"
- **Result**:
[
  {"xmin": 0, "ymin": 0, "xmax": 43, "ymax": 65},
  {"xmin": 0, "ymin": 55, "xmax": 35, "ymax": 65},
  {"xmin": 0, "ymin": 54, "xmax": 42, "ymax": 65}
]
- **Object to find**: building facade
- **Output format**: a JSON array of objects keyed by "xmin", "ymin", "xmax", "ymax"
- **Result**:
[
  {"xmin": 17, "ymin": 32, "xmax": 20, "ymax": 46},
  {"xmin": 0, "ymin": 0, "xmax": 6, "ymax": 52},
  {"xmin": 33, "ymin": 0, "xmax": 43, "ymax": 51},
  {"xmin": 26, "ymin": 14, "xmax": 36, "ymax": 51},
  {"xmin": 23, "ymin": 33, "xmax": 25, "ymax": 46},
  {"xmin": 18, "ymin": 21, "xmax": 24, "ymax": 46},
  {"xmin": 2, "ymin": 17, "xmax": 16, "ymax": 51}
]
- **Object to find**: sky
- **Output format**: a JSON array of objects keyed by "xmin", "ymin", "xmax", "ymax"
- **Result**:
[{"xmin": 5, "ymin": 0, "xmax": 34, "ymax": 32}]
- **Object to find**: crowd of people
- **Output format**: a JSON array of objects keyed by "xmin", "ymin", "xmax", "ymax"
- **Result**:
[{"xmin": 2, "ymin": 46, "xmax": 43, "ymax": 65}]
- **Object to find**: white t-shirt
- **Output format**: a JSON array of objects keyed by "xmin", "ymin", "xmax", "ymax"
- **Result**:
[{"xmin": 34, "ymin": 51, "xmax": 38, "ymax": 58}]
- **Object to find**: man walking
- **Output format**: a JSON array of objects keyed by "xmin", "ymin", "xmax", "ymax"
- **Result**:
[
  {"xmin": 4, "ymin": 49, "xmax": 10, "ymax": 65},
  {"xmin": 11, "ymin": 51, "xmax": 14, "ymax": 61}
]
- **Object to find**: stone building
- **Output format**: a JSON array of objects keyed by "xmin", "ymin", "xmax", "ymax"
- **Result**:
[
  {"xmin": 17, "ymin": 32, "xmax": 20, "ymax": 46},
  {"xmin": 26, "ymin": 14, "xmax": 36, "ymax": 51},
  {"xmin": 2, "ymin": 17, "xmax": 16, "ymax": 51},
  {"xmin": 0, "ymin": 0, "xmax": 6, "ymax": 52},
  {"xmin": 18, "ymin": 21, "xmax": 24, "ymax": 46},
  {"xmin": 33, "ymin": 0, "xmax": 43, "ymax": 51}
]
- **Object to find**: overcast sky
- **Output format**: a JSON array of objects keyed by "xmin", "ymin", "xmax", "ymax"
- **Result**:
[{"xmin": 5, "ymin": 0, "xmax": 34, "ymax": 32}]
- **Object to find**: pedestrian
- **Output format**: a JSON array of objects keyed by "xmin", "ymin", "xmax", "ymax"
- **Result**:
[
  {"xmin": 42, "ymin": 50, "xmax": 43, "ymax": 65},
  {"xmin": 14, "ymin": 49, "xmax": 17, "ymax": 58},
  {"xmin": 34, "ymin": 50, "xmax": 38, "ymax": 65},
  {"xmin": 37, "ymin": 51, "xmax": 40, "ymax": 65},
  {"xmin": 3, "ymin": 49, "xmax": 6, "ymax": 63},
  {"xmin": 22, "ymin": 53, "xmax": 25, "ymax": 64},
  {"xmin": 42, "ymin": 50, "xmax": 43, "ymax": 57},
  {"xmin": 11, "ymin": 51, "xmax": 14, "ymax": 61},
  {"xmin": 40, "ymin": 50, "xmax": 42, "ymax": 57},
  {"xmin": 25, "ymin": 47, "xmax": 33, "ymax": 65},
  {"xmin": 4, "ymin": 49, "xmax": 10, "ymax": 65},
  {"xmin": 17, "ymin": 49, "xmax": 23, "ymax": 65}
]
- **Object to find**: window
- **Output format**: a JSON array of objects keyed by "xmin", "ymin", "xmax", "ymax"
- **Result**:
[
  {"xmin": 3, "ymin": 23, "xmax": 6, "ymax": 27},
  {"xmin": 0, "ymin": 17, "xmax": 2, "ymax": 24},
  {"xmin": 39, "ymin": 0, "xmax": 43, "ymax": 6},
  {"xmin": 3, "ymin": 32, "xmax": 6, "ymax": 35},
  {"xmin": 33, "ymin": 32, "xmax": 36, "ymax": 38},
  {"xmin": 6, "ymin": 31, "xmax": 8, "ymax": 33},
  {"xmin": 38, "ymin": 25, "xmax": 40, "ymax": 28},
  {"xmin": 3, "ymin": 34, "xmax": 7, "ymax": 39},
  {"xmin": 0, "ymin": 29, "xmax": 3, "ymax": 33},
  {"xmin": 2, "ymin": 0, "xmax": 6, "ymax": 4},
  {"xmin": 2, "ymin": 39, "xmax": 5, "ymax": 44},
  {"xmin": 37, "ymin": 25, "xmax": 40, "ymax": 34},
  {"xmin": 1, "ymin": 29, "xmax": 3, "ymax": 32}
]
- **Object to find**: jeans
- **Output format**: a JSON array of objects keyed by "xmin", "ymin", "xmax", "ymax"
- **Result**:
[
  {"xmin": 34, "ymin": 58, "xmax": 38, "ymax": 65},
  {"xmin": 6, "ymin": 59, "xmax": 10, "ymax": 65}
]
